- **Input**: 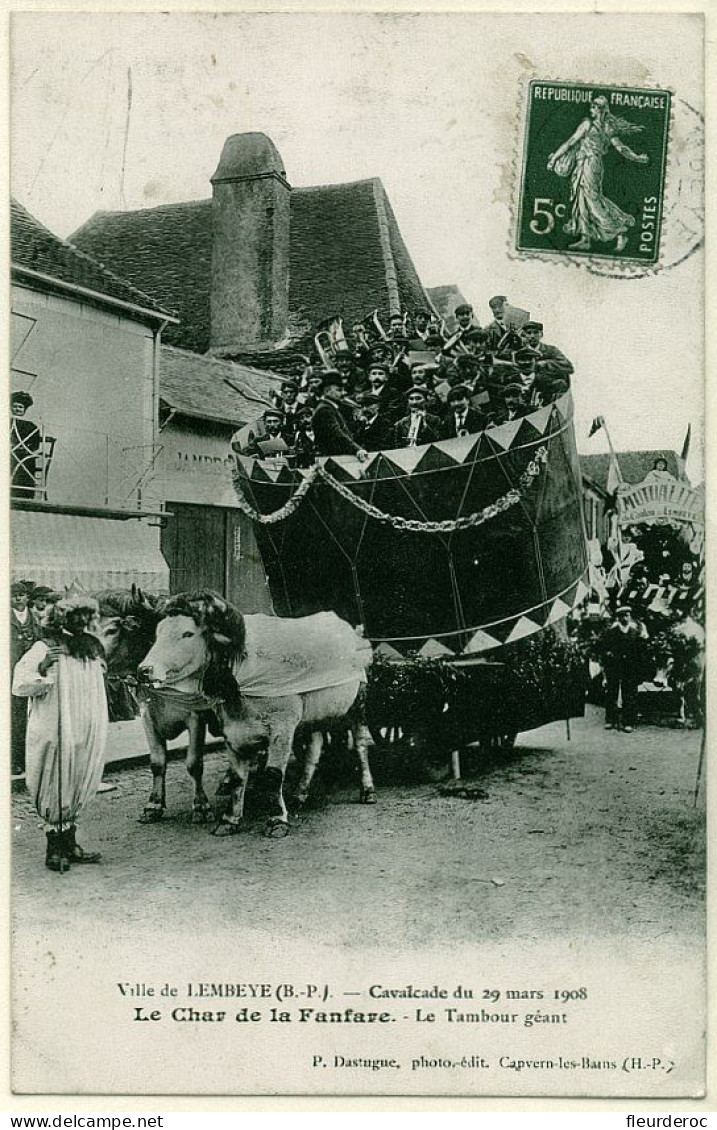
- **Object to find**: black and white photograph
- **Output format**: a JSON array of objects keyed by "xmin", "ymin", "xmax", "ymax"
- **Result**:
[{"xmin": 7, "ymin": 7, "xmax": 706, "ymax": 1101}]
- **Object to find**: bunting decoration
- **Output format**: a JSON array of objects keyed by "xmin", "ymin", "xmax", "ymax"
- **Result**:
[{"xmin": 234, "ymin": 393, "xmax": 589, "ymax": 656}]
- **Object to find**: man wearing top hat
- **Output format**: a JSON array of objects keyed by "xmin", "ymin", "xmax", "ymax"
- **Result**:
[
  {"xmin": 11, "ymin": 390, "xmax": 41, "ymax": 498},
  {"xmin": 312, "ymin": 371, "xmax": 368, "ymax": 460},
  {"xmin": 520, "ymin": 321, "xmax": 574, "ymax": 382},
  {"xmin": 393, "ymin": 387, "xmax": 443, "ymax": 448}
]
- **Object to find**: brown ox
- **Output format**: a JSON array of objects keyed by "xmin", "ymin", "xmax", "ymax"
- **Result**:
[{"xmin": 138, "ymin": 591, "xmax": 375, "ymax": 837}]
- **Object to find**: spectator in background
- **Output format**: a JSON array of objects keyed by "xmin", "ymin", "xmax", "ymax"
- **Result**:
[
  {"xmin": 11, "ymin": 580, "xmax": 39, "ymax": 775},
  {"xmin": 11, "ymin": 391, "xmax": 41, "ymax": 499},
  {"xmin": 393, "ymin": 387, "xmax": 442, "ymax": 447},
  {"xmin": 30, "ymin": 586, "xmax": 59, "ymax": 632},
  {"xmin": 644, "ymin": 457, "xmax": 676, "ymax": 484},
  {"xmin": 601, "ymin": 604, "xmax": 648, "ymax": 733}
]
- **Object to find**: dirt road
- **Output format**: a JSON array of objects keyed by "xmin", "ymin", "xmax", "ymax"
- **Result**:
[{"xmin": 12, "ymin": 707, "xmax": 704, "ymax": 951}]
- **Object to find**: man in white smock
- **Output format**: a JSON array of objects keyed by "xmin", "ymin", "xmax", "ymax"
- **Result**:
[{"xmin": 12, "ymin": 594, "xmax": 108, "ymax": 872}]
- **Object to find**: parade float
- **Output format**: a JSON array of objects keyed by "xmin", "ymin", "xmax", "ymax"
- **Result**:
[
  {"xmin": 578, "ymin": 470, "xmax": 705, "ymax": 727},
  {"xmin": 232, "ymin": 390, "xmax": 588, "ymax": 763}
]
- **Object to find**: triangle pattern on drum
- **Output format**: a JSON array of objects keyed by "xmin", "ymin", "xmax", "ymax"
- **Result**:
[
  {"xmin": 487, "ymin": 417, "xmax": 524, "ymax": 451},
  {"xmin": 433, "ymin": 433, "xmax": 480, "ymax": 466},
  {"xmin": 546, "ymin": 597, "xmax": 571, "ymax": 624},
  {"xmin": 462, "ymin": 628, "xmax": 502, "ymax": 654},
  {"xmin": 529, "ymin": 404, "xmax": 553, "ymax": 435},
  {"xmin": 505, "ymin": 615, "xmax": 540, "ymax": 644},
  {"xmin": 418, "ymin": 638, "xmax": 457, "ymax": 658},
  {"xmin": 373, "ymin": 642, "xmax": 404, "ymax": 660},
  {"xmin": 382, "ymin": 444, "xmax": 428, "ymax": 474}
]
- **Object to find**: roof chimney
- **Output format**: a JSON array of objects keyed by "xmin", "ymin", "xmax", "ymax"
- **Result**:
[{"xmin": 209, "ymin": 133, "xmax": 290, "ymax": 354}]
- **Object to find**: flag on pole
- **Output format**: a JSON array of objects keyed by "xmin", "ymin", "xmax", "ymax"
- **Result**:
[
  {"xmin": 589, "ymin": 416, "xmax": 604, "ymax": 437},
  {"xmin": 606, "ymin": 452, "xmax": 622, "ymax": 495}
]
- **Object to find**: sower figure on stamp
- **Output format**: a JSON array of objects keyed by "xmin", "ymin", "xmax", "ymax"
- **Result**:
[
  {"xmin": 12, "ymin": 594, "xmax": 108, "ymax": 872},
  {"xmin": 601, "ymin": 604, "xmax": 648, "ymax": 734},
  {"xmin": 547, "ymin": 95, "xmax": 649, "ymax": 252}
]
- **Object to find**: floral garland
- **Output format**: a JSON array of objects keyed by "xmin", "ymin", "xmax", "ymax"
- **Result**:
[{"xmin": 233, "ymin": 446, "xmax": 548, "ymax": 533}]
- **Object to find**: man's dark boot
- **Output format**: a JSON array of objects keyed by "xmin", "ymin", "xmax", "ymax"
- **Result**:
[
  {"xmin": 63, "ymin": 825, "xmax": 101, "ymax": 864},
  {"xmin": 45, "ymin": 830, "xmax": 71, "ymax": 873}
]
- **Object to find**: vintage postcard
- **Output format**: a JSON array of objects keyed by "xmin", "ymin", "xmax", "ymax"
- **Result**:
[{"xmin": 7, "ymin": 8, "xmax": 706, "ymax": 1101}]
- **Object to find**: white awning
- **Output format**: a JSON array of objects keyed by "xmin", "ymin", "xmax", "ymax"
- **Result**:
[{"xmin": 11, "ymin": 511, "xmax": 170, "ymax": 594}]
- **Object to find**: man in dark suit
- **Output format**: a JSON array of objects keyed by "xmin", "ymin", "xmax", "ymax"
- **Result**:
[
  {"xmin": 520, "ymin": 321, "xmax": 574, "ymax": 382},
  {"xmin": 11, "ymin": 391, "xmax": 41, "ymax": 498},
  {"xmin": 488, "ymin": 383, "xmax": 531, "ymax": 426},
  {"xmin": 356, "ymin": 395, "xmax": 394, "ymax": 452},
  {"xmin": 441, "ymin": 385, "xmax": 487, "ymax": 439},
  {"xmin": 312, "ymin": 372, "xmax": 368, "ymax": 460},
  {"xmin": 484, "ymin": 295, "xmax": 510, "ymax": 351},
  {"xmin": 393, "ymin": 387, "xmax": 442, "ymax": 447},
  {"xmin": 365, "ymin": 363, "xmax": 403, "ymax": 423}
]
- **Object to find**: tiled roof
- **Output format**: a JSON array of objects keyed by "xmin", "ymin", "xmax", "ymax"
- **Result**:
[
  {"xmin": 72, "ymin": 178, "xmax": 430, "ymax": 354},
  {"xmin": 159, "ymin": 344, "xmax": 282, "ymax": 427},
  {"xmin": 579, "ymin": 450, "xmax": 682, "ymax": 491},
  {"xmin": 11, "ymin": 198, "xmax": 173, "ymax": 320}
]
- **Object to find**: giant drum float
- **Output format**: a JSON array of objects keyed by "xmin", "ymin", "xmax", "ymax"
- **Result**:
[{"xmin": 233, "ymin": 393, "xmax": 589, "ymax": 753}]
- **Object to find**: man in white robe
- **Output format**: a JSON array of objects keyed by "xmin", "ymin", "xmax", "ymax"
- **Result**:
[{"xmin": 12, "ymin": 595, "xmax": 108, "ymax": 872}]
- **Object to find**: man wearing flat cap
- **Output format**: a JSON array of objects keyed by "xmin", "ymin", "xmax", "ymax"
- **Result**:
[
  {"xmin": 242, "ymin": 407, "xmax": 289, "ymax": 458},
  {"xmin": 489, "ymin": 383, "xmax": 531, "ymax": 426},
  {"xmin": 393, "ymin": 387, "xmax": 442, "ymax": 447},
  {"xmin": 520, "ymin": 321, "xmax": 574, "ymax": 382},
  {"xmin": 11, "ymin": 390, "xmax": 41, "ymax": 498},
  {"xmin": 356, "ymin": 394, "xmax": 395, "ymax": 452},
  {"xmin": 441, "ymin": 385, "xmax": 487, "ymax": 439},
  {"xmin": 484, "ymin": 295, "xmax": 510, "ymax": 351},
  {"xmin": 601, "ymin": 605, "xmax": 647, "ymax": 733},
  {"xmin": 312, "ymin": 371, "xmax": 368, "ymax": 460}
]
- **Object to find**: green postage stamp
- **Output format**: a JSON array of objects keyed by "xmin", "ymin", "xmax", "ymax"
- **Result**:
[{"xmin": 517, "ymin": 81, "xmax": 671, "ymax": 265}]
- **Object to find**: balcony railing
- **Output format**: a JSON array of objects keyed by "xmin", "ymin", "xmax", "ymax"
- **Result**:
[{"xmin": 10, "ymin": 421, "xmax": 166, "ymax": 515}]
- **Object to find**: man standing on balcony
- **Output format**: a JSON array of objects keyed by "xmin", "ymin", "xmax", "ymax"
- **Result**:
[{"xmin": 10, "ymin": 391, "xmax": 41, "ymax": 498}]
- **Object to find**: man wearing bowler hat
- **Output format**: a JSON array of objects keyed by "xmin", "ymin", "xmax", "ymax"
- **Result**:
[{"xmin": 312, "ymin": 371, "xmax": 368, "ymax": 460}]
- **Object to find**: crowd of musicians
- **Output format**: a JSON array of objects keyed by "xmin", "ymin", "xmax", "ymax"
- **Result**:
[{"xmin": 234, "ymin": 295, "xmax": 574, "ymax": 463}]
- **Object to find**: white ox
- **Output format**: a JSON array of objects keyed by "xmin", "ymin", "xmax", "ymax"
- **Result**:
[{"xmin": 138, "ymin": 591, "xmax": 375, "ymax": 837}]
